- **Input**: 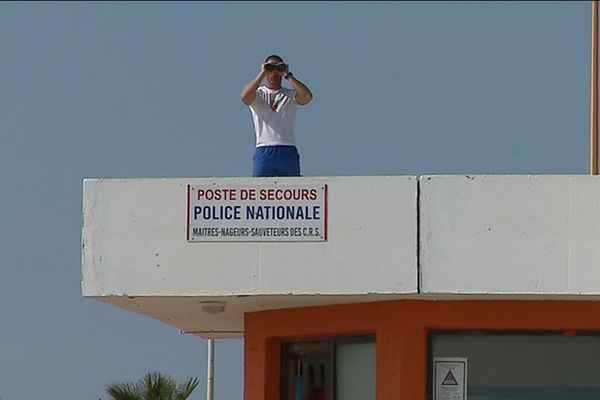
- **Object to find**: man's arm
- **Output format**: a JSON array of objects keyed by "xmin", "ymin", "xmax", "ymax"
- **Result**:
[
  {"xmin": 285, "ymin": 71, "xmax": 313, "ymax": 106},
  {"xmin": 241, "ymin": 66, "xmax": 268, "ymax": 106}
]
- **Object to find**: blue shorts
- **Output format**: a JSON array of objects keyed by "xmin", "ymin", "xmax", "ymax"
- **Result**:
[{"xmin": 253, "ymin": 145, "xmax": 301, "ymax": 177}]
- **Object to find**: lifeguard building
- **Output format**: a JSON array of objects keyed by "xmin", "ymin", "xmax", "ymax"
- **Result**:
[{"xmin": 82, "ymin": 175, "xmax": 600, "ymax": 400}]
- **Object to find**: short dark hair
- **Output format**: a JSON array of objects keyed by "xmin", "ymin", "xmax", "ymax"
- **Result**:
[{"xmin": 264, "ymin": 54, "xmax": 284, "ymax": 63}]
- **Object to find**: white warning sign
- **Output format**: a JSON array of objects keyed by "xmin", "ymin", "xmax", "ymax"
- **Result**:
[
  {"xmin": 433, "ymin": 357, "xmax": 467, "ymax": 400},
  {"xmin": 442, "ymin": 370, "xmax": 458, "ymax": 385}
]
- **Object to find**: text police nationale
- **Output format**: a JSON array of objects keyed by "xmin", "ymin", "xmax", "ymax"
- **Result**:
[{"xmin": 193, "ymin": 205, "xmax": 320, "ymax": 221}]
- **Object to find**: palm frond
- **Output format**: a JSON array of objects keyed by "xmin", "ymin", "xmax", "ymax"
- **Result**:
[
  {"xmin": 107, "ymin": 371, "xmax": 199, "ymax": 400},
  {"xmin": 142, "ymin": 371, "xmax": 178, "ymax": 400},
  {"xmin": 175, "ymin": 377, "xmax": 200, "ymax": 400},
  {"xmin": 106, "ymin": 381, "xmax": 142, "ymax": 400}
]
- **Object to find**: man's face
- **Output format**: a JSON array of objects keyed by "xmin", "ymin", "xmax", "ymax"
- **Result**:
[{"xmin": 265, "ymin": 58, "xmax": 284, "ymax": 87}]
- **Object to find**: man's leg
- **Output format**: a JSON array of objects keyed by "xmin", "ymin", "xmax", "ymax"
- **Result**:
[
  {"xmin": 253, "ymin": 146, "xmax": 277, "ymax": 177},
  {"xmin": 274, "ymin": 146, "xmax": 301, "ymax": 177}
]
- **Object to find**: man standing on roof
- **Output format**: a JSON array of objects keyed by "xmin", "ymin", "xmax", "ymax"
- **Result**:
[{"xmin": 241, "ymin": 55, "xmax": 313, "ymax": 177}]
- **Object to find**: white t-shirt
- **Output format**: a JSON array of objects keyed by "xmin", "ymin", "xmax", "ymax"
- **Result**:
[{"xmin": 249, "ymin": 86, "xmax": 298, "ymax": 147}]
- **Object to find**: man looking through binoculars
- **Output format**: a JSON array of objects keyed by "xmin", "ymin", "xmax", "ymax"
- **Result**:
[{"xmin": 241, "ymin": 55, "xmax": 313, "ymax": 177}]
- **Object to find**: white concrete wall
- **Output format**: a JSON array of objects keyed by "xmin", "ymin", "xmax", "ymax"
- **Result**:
[
  {"xmin": 82, "ymin": 176, "xmax": 418, "ymax": 298},
  {"xmin": 420, "ymin": 175, "xmax": 600, "ymax": 295},
  {"xmin": 82, "ymin": 175, "xmax": 600, "ymax": 336}
]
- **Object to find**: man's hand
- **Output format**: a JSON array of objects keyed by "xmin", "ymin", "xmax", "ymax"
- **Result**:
[
  {"xmin": 277, "ymin": 63, "xmax": 289, "ymax": 77},
  {"xmin": 260, "ymin": 63, "xmax": 269, "ymax": 75}
]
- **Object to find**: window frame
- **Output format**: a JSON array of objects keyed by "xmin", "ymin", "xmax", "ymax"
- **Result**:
[
  {"xmin": 427, "ymin": 330, "xmax": 600, "ymax": 400},
  {"xmin": 279, "ymin": 334, "xmax": 376, "ymax": 400}
]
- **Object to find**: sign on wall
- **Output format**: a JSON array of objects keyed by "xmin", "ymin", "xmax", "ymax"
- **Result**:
[
  {"xmin": 433, "ymin": 357, "xmax": 467, "ymax": 400},
  {"xmin": 187, "ymin": 184, "xmax": 328, "ymax": 242}
]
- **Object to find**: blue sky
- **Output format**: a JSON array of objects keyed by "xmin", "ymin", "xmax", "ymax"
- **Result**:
[{"xmin": 0, "ymin": 2, "xmax": 592, "ymax": 399}]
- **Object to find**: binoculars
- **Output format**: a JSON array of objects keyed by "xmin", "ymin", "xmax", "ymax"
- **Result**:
[{"xmin": 264, "ymin": 63, "xmax": 287, "ymax": 73}]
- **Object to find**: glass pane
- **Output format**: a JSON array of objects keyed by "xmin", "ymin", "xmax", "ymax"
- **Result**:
[
  {"xmin": 431, "ymin": 333, "xmax": 600, "ymax": 400},
  {"xmin": 336, "ymin": 338, "xmax": 376, "ymax": 400},
  {"xmin": 282, "ymin": 340, "xmax": 332, "ymax": 400}
]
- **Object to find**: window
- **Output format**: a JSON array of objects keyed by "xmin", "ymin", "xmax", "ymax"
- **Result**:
[
  {"xmin": 281, "ymin": 335, "xmax": 375, "ymax": 400},
  {"xmin": 430, "ymin": 332, "xmax": 600, "ymax": 400}
]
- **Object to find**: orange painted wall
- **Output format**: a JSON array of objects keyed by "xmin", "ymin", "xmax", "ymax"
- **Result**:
[{"xmin": 244, "ymin": 299, "xmax": 600, "ymax": 400}]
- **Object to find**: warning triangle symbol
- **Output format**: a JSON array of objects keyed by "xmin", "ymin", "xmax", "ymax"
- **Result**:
[{"xmin": 442, "ymin": 370, "xmax": 458, "ymax": 386}]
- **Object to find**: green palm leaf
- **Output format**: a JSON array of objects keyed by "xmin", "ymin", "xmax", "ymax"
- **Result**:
[
  {"xmin": 106, "ymin": 381, "xmax": 142, "ymax": 400},
  {"xmin": 175, "ymin": 377, "xmax": 200, "ymax": 400},
  {"xmin": 107, "ymin": 371, "xmax": 199, "ymax": 400}
]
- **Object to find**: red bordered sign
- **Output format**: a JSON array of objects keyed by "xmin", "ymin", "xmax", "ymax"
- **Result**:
[{"xmin": 187, "ymin": 184, "xmax": 328, "ymax": 242}]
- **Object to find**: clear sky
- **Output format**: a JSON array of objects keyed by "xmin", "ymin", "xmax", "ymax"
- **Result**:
[{"xmin": 0, "ymin": 1, "xmax": 591, "ymax": 399}]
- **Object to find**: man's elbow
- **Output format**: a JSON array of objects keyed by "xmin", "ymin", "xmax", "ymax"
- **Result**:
[
  {"xmin": 298, "ymin": 93, "xmax": 313, "ymax": 106},
  {"xmin": 241, "ymin": 93, "xmax": 254, "ymax": 106}
]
